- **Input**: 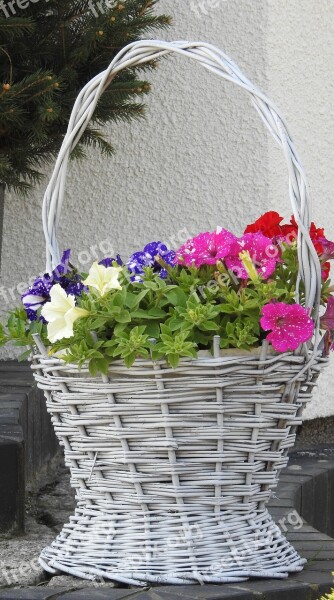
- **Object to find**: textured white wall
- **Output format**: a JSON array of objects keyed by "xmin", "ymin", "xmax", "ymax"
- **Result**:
[
  {"xmin": 1, "ymin": 1, "xmax": 333, "ymax": 418},
  {"xmin": 266, "ymin": 0, "xmax": 334, "ymax": 419}
]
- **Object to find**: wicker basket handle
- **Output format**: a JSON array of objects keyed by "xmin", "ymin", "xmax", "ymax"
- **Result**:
[{"xmin": 42, "ymin": 40, "xmax": 321, "ymax": 320}]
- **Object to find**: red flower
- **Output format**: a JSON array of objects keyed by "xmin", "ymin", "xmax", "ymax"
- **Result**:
[
  {"xmin": 290, "ymin": 216, "xmax": 325, "ymax": 253},
  {"xmin": 244, "ymin": 211, "xmax": 295, "ymax": 239},
  {"xmin": 245, "ymin": 213, "xmax": 333, "ymax": 280}
]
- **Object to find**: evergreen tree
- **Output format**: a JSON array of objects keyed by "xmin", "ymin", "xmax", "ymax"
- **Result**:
[{"xmin": 0, "ymin": 1, "xmax": 171, "ymax": 194}]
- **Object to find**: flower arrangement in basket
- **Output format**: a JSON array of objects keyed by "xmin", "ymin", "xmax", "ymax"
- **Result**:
[
  {"xmin": 0, "ymin": 40, "xmax": 332, "ymax": 585},
  {"xmin": 2, "ymin": 212, "xmax": 334, "ymax": 370}
]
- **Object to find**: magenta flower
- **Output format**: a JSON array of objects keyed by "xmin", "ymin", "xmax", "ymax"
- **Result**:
[
  {"xmin": 260, "ymin": 302, "xmax": 314, "ymax": 352},
  {"xmin": 319, "ymin": 238, "xmax": 334, "ymax": 261},
  {"xmin": 225, "ymin": 233, "xmax": 279, "ymax": 280},
  {"xmin": 176, "ymin": 228, "xmax": 236, "ymax": 268},
  {"xmin": 320, "ymin": 297, "xmax": 334, "ymax": 331}
]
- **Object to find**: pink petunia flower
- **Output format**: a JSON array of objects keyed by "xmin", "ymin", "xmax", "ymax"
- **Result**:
[
  {"xmin": 320, "ymin": 296, "xmax": 334, "ymax": 331},
  {"xmin": 225, "ymin": 233, "xmax": 279, "ymax": 280},
  {"xmin": 175, "ymin": 228, "xmax": 236, "ymax": 268},
  {"xmin": 260, "ymin": 302, "xmax": 314, "ymax": 352},
  {"xmin": 320, "ymin": 297, "xmax": 334, "ymax": 355}
]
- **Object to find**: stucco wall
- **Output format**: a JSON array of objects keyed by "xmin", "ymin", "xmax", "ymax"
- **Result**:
[
  {"xmin": 1, "ymin": 0, "xmax": 333, "ymax": 418},
  {"xmin": 266, "ymin": 0, "xmax": 334, "ymax": 419}
]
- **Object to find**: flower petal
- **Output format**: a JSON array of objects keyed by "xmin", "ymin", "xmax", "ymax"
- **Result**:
[
  {"xmin": 260, "ymin": 302, "xmax": 314, "ymax": 352},
  {"xmin": 47, "ymin": 318, "xmax": 75, "ymax": 343}
]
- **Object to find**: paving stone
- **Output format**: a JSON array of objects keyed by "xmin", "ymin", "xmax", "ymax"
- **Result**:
[
  {"xmin": 286, "ymin": 531, "xmax": 333, "ymax": 541},
  {"xmin": 294, "ymin": 547, "xmax": 334, "ymax": 560},
  {"xmin": 292, "ymin": 569, "xmax": 334, "ymax": 588},
  {"xmin": 47, "ymin": 575, "xmax": 117, "ymax": 590},
  {"xmin": 303, "ymin": 560, "xmax": 334, "ymax": 572},
  {"xmin": 156, "ymin": 584, "xmax": 257, "ymax": 599},
  {"xmin": 291, "ymin": 540, "xmax": 334, "ymax": 551},
  {"xmin": 59, "ymin": 588, "xmax": 141, "ymax": 599},
  {"xmin": 300, "ymin": 477, "xmax": 315, "ymax": 525},
  {"xmin": 0, "ymin": 588, "xmax": 68, "ymax": 599},
  {"xmin": 312, "ymin": 470, "xmax": 330, "ymax": 534},
  {"xmin": 279, "ymin": 473, "xmax": 314, "ymax": 485},
  {"xmin": 267, "ymin": 498, "xmax": 295, "ymax": 508},
  {"xmin": 272, "ymin": 483, "xmax": 301, "ymax": 510},
  {"xmin": 237, "ymin": 579, "xmax": 312, "ymax": 600},
  {"xmin": 131, "ymin": 592, "xmax": 189, "ymax": 600},
  {"xmin": 327, "ymin": 463, "xmax": 334, "ymax": 538}
]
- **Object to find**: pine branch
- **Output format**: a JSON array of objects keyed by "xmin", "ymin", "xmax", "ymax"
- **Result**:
[{"xmin": 0, "ymin": 0, "xmax": 172, "ymax": 192}]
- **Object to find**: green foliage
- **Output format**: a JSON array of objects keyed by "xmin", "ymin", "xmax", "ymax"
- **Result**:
[
  {"xmin": 0, "ymin": 241, "xmax": 320, "ymax": 374},
  {"xmin": 317, "ymin": 590, "xmax": 334, "ymax": 600},
  {"xmin": 0, "ymin": 1, "xmax": 171, "ymax": 193}
]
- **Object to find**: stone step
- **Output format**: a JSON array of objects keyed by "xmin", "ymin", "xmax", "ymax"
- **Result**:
[{"xmin": 0, "ymin": 362, "xmax": 59, "ymax": 535}]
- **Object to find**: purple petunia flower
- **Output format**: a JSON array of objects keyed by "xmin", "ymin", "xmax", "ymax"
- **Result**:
[
  {"xmin": 99, "ymin": 255, "xmax": 123, "ymax": 268},
  {"xmin": 22, "ymin": 250, "xmax": 86, "ymax": 321},
  {"xmin": 127, "ymin": 242, "xmax": 176, "ymax": 282}
]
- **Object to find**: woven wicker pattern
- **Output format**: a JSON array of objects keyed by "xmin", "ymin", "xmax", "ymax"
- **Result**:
[
  {"xmin": 32, "ymin": 39, "xmax": 327, "ymax": 584},
  {"xmin": 32, "ymin": 340, "xmax": 326, "ymax": 584}
]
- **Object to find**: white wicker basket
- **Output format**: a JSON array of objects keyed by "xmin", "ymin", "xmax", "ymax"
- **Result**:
[{"xmin": 32, "ymin": 40, "xmax": 327, "ymax": 585}]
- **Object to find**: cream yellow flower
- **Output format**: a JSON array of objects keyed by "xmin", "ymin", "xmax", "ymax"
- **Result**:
[
  {"xmin": 41, "ymin": 284, "xmax": 88, "ymax": 343},
  {"xmin": 83, "ymin": 262, "xmax": 122, "ymax": 297},
  {"xmin": 239, "ymin": 250, "xmax": 260, "ymax": 282}
]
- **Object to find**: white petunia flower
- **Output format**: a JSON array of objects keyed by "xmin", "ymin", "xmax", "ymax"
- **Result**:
[
  {"xmin": 82, "ymin": 262, "xmax": 122, "ymax": 297},
  {"xmin": 41, "ymin": 284, "xmax": 88, "ymax": 343}
]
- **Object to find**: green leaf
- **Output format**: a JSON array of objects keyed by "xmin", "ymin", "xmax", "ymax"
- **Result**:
[
  {"xmin": 151, "ymin": 349, "xmax": 163, "ymax": 361},
  {"xmin": 226, "ymin": 321, "xmax": 234, "ymax": 335},
  {"xmin": 147, "ymin": 308, "xmax": 167, "ymax": 318},
  {"xmin": 132, "ymin": 309, "xmax": 162, "ymax": 320},
  {"xmin": 219, "ymin": 304, "xmax": 237, "ymax": 314},
  {"xmin": 144, "ymin": 322, "xmax": 160, "ymax": 339},
  {"xmin": 115, "ymin": 310, "xmax": 131, "ymax": 323},
  {"xmin": 18, "ymin": 348, "xmax": 32, "ymax": 362},
  {"xmin": 88, "ymin": 357, "xmax": 109, "ymax": 376},
  {"xmin": 168, "ymin": 353, "xmax": 180, "ymax": 368},
  {"xmin": 164, "ymin": 287, "xmax": 187, "ymax": 307},
  {"xmin": 114, "ymin": 322, "xmax": 128, "ymax": 336},
  {"xmin": 199, "ymin": 321, "xmax": 219, "ymax": 331},
  {"xmin": 160, "ymin": 323, "xmax": 173, "ymax": 336},
  {"xmin": 166, "ymin": 317, "xmax": 185, "ymax": 331},
  {"xmin": 125, "ymin": 290, "xmax": 149, "ymax": 309},
  {"xmin": 124, "ymin": 352, "xmax": 136, "ymax": 368},
  {"xmin": 90, "ymin": 317, "xmax": 108, "ymax": 329},
  {"xmin": 114, "ymin": 286, "xmax": 127, "ymax": 304},
  {"xmin": 143, "ymin": 281, "xmax": 158, "ymax": 290}
]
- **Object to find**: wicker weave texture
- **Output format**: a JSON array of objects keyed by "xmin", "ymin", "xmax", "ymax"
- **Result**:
[
  {"xmin": 32, "ymin": 344, "xmax": 326, "ymax": 584},
  {"xmin": 34, "ymin": 39, "xmax": 327, "ymax": 585}
]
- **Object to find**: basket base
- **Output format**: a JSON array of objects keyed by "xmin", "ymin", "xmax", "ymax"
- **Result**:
[{"xmin": 39, "ymin": 506, "xmax": 306, "ymax": 585}]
